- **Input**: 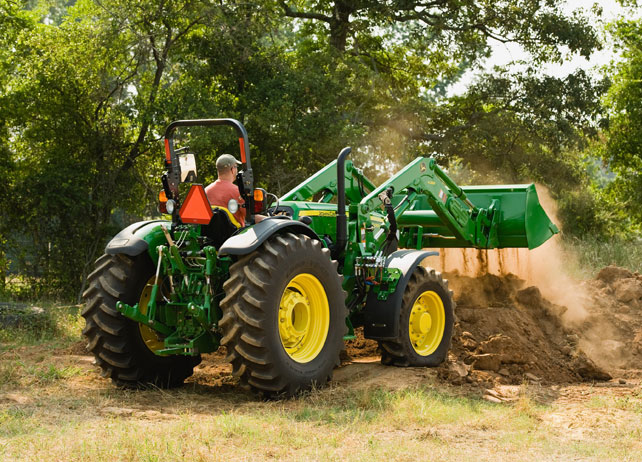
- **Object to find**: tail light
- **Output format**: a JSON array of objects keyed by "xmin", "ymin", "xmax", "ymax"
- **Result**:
[
  {"xmin": 159, "ymin": 190, "xmax": 168, "ymax": 214},
  {"xmin": 253, "ymin": 188, "xmax": 267, "ymax": 214}
]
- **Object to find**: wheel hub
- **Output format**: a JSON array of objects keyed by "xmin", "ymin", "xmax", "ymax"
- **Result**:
[
  {"xmin": 408, "ymin": 290, "xmax": 445, "ymax": 356},
  {"xmin": 278, "ymin": 273, "xmax": 330, "ymax": 363},
  {"xmin": 138, "ymin": 278, "xmax": 166, "ymax": 353},
  {"xmin": 412, "ymin": 311, "xmax": 432, "ymax": 334},
  {"xmin": 279, "ymin": 291, "xmax": 311, "ymax": 347}
]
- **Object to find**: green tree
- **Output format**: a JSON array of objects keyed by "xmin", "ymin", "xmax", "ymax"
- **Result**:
[
  {"xmin": 0, "ymin": 0, "xmax": 35, "ymax": 292},
  {"xmin": 603, "ymin": 15, "xmax": 642, "ymax": 229},
  {"xmin": 1, "ymin": 0, "xmax": 219, "ymax": 299},
  {"xmin": 271, "ymin": 1, "xmax": 604, "ymax": 181}
]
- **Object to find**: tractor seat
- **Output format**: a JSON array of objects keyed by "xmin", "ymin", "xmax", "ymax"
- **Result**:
[{"xmin": 203, "ymin": 206, "xmax": 241, "ymax": 249}]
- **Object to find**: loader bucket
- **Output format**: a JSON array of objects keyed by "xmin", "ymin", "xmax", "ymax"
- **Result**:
[
  {"xmin": 463, "ymin": 184, "xmax": 559, "ymax": 249},
  {"xmin": 399, "ymin": 183, "xmax": 559, "ymax": 249}
]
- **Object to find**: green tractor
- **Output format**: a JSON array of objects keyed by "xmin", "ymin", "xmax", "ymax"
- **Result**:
[{"xmin": 82, "ymin": 118, "xmax": 558, "ymax": 395}]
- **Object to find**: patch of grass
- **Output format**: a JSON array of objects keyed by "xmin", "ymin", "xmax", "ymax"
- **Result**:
[
  {"xmin": 290, "ymin": 385, "xmax": 544, "ymax": 438},
  {"xmin": 585, "ymin": 393, "xmax": 642, "ymax": 414},
  {"xmin": 32, "ymin": 364, "xmax": 85, "ymax": 384},
  {"xmin": 3, "ymin": 382, "xmax": 642, "ymax": 461},
  {"xmin": 563, "ymin": 235, "xmax": 642, "ymax": 277},
  {"xmin": 0, "ymin": 302, "xmax": 83, "ymax": 348},
  {"xmin": 0, "ymin": 360, "xmax": 24, "ymax": 387},
  {"xmin": 0, "ymin": 360, "xmax": 84, "ymax": 387},
  {"xmin": 217, "ymin": 412, "xmax": 260, "ymax": 439},
  {"xmin": 291, "ymin": 386, "xmax": 394, "ymax": 425},
  {"xmin": 0, "ymin": 407, "xmax": 37, "ymax": 438},
  {"xmin": 586, "ymin": 395, "xmax": 610, "ymax": 409}
]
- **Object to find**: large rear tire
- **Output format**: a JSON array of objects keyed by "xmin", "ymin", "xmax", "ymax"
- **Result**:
[
  {"xmin": 220, "ymin": 233, "xmax": 346, "ymax": 396},
  {"xmin": 82, "ymin": 253, "xmax": 200, "ymax": 388},
  {"xmin": 379, "ymin": 266, "xmax": 454, "ymax": 367}
]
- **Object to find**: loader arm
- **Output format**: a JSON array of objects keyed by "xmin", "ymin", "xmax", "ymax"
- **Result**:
[
  {"xmin": 280, "ymin": 159, "xmax": 376, "ymax": 204},
  {"xmin": 358, "ymin": 157, "xmax": 499, "ymax": 251}
]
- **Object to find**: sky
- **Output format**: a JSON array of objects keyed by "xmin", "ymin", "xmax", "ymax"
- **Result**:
[{"xmin": 449, "ymin": 0, "xmax": 640, "ymax": 94}]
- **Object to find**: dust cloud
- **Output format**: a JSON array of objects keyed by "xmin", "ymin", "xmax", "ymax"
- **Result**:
[{"xmin": 428, "ymin": 184, "xmax": 590, "ymax": 327}]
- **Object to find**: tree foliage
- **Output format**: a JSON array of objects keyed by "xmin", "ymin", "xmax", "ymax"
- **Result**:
[
  {"xmin": 602, "ymin": 17, "xmax": 642, "ymax": 228},
  {"xmin": 0, "ymin": 0, "xmax": 627, "ymax": 299}
]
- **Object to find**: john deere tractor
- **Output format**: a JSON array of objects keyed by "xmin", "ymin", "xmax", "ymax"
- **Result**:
[{"xmin": 82, "ymin": 118, "xmax": 558, "ymax": 395}]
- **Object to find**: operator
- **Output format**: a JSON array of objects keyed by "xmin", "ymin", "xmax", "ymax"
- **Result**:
[{"xmin": 205, "ymin": 154, "xmax": 265, "ymax": 226}]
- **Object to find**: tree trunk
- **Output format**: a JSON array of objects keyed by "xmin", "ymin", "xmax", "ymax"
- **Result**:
[{"xmin": 329, "ymin": 1, "xmax": 355, "ymax": 52}]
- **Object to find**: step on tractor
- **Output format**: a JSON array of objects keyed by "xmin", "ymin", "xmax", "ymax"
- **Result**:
[{"xmin": 82, "ymin": 118, "xmax": 559, "ymax": 395}]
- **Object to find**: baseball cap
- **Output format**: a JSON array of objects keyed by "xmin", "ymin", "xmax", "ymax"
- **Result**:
[{"xmin": 216, "ymin": 153, "xmax": 242, "ymax": 170}]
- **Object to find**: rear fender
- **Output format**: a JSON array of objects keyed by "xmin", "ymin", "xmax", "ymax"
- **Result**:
[
  {"xmin": 217, "ymin": 217, "xmax": 320, "ymax": 256},
  {"xmin": 362, "ymin": 250, "xmax": 438, "ymax": 340},
  {"xmin": 105, "ymin": 220, "xmax": 171, "ymax": 261}
]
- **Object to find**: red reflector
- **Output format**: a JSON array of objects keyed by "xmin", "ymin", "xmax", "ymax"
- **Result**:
[
  {"xmin": 239, "ymin": 137, "xmax": 246, "ymax": 163},
  {"xmin": 164, "ymin": 139, "xmax": 172, "ymax": 163},
  {"xmin": 179, "ymin": 185, "xmax": 213, "ymax": 225}
]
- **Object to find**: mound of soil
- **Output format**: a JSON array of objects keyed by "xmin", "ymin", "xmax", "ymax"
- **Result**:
[
  {"xmin": 344, "ymin": 328, "xmax": 379, "ymax": 359},
  {"xmin": 438, "ymin": 272, "xmax": 611, "ymax": 387},
  {"xmin": 345, "ymin": 266, "xmax": 642, "ymax": 388}
]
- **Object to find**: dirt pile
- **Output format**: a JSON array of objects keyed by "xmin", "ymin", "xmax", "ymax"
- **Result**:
[
  {"xmin": 344, "ymin": 329, "xmax": 379, "ymax": 359},
  {"xmin": 344, "ymin": 266, "xmax": 642, "ymax": 387},
  {"xmin": 438, "ymin": 271, "xmax": 612, "ymax": 387}
]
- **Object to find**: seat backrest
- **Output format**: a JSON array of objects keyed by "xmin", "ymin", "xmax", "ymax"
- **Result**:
[{"xmin": 203, "ymin": 207, "xmax": 240, "ymax": 249}]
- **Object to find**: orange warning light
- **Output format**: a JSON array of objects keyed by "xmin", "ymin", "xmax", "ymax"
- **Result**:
[
  {"xmin": 158, "ymin": 190, "xmax": 168, "ymax": 213},
  {"xmin": 253, "ymin": 189, "xmax": 264, "ymax": 201},
  {"xmin": 179, "ymin": 185, "xmax": 213, "ymax": 225}
]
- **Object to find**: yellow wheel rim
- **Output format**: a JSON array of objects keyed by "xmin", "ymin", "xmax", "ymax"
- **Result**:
[
  {"xmin": 138, "ymin": 277, "xmax": 165, "ymax": 353},
  {"xmin": 408, "ymin": 290, "xmax": 445, "ymax": 356},
  {"xmin": 278, "ymin": 273, "xmax": 330, "ymax": 363}
]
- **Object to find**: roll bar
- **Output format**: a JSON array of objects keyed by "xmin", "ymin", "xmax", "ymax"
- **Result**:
[
  {"xmin": 163, "ymin": 118, "xmax": 253, "ymax": 194},
  {"xmin": 162, "ymin": 118, "xmax": 254, "ymax": 222}
]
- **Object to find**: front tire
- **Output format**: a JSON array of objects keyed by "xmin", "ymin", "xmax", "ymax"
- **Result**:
[
  {"xmin": 219, "ymin": 233, "xmax": 346, "ymax": 396},
  {"xmin": 379, "ymin": 266, "xmax": 454, "ymax": 367},
  {"xmin": 82, "ymin": 253, "xmax": 199, "ymax": 388}
]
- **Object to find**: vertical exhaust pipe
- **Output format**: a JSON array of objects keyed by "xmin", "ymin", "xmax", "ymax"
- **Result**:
[{"xmin": 333, "ymin": 147, "xmax": 351, "ymax": 260}]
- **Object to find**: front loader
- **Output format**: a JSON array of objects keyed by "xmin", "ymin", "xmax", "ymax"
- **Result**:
[{"xmin": 82, "ymin": 118, "xmax": 558, "ymax": 395}]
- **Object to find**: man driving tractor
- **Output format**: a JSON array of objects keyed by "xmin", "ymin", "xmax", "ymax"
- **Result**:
[{"xmin": 205, "ymin": 154, "xmax": 247, "ymax": 226}]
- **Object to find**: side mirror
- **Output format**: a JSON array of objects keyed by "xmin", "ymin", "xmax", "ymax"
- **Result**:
[{"xmin": 179, "ymin": 153, "xmax": 198, "ymax": 183}]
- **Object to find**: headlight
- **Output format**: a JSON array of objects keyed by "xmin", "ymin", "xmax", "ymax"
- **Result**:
[
  {"xmin": 227, "ymin": 199, "xmax": 239, "ymax": 214},
  {"xmin": 166, "ymin": 199, "xmax": 176, "ymax": 214}
]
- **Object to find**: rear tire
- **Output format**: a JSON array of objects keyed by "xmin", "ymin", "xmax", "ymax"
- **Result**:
[
  {"xmin": 379, "ymin": 266, "xmax": 454, "ymax": 367},
  {"xmin": 82, "ymin": 253, "xmax": 199, "ymax": 388},
  {"xmin": 220, "ymin": 233, "xmax": 346, "ymax": 396}
]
